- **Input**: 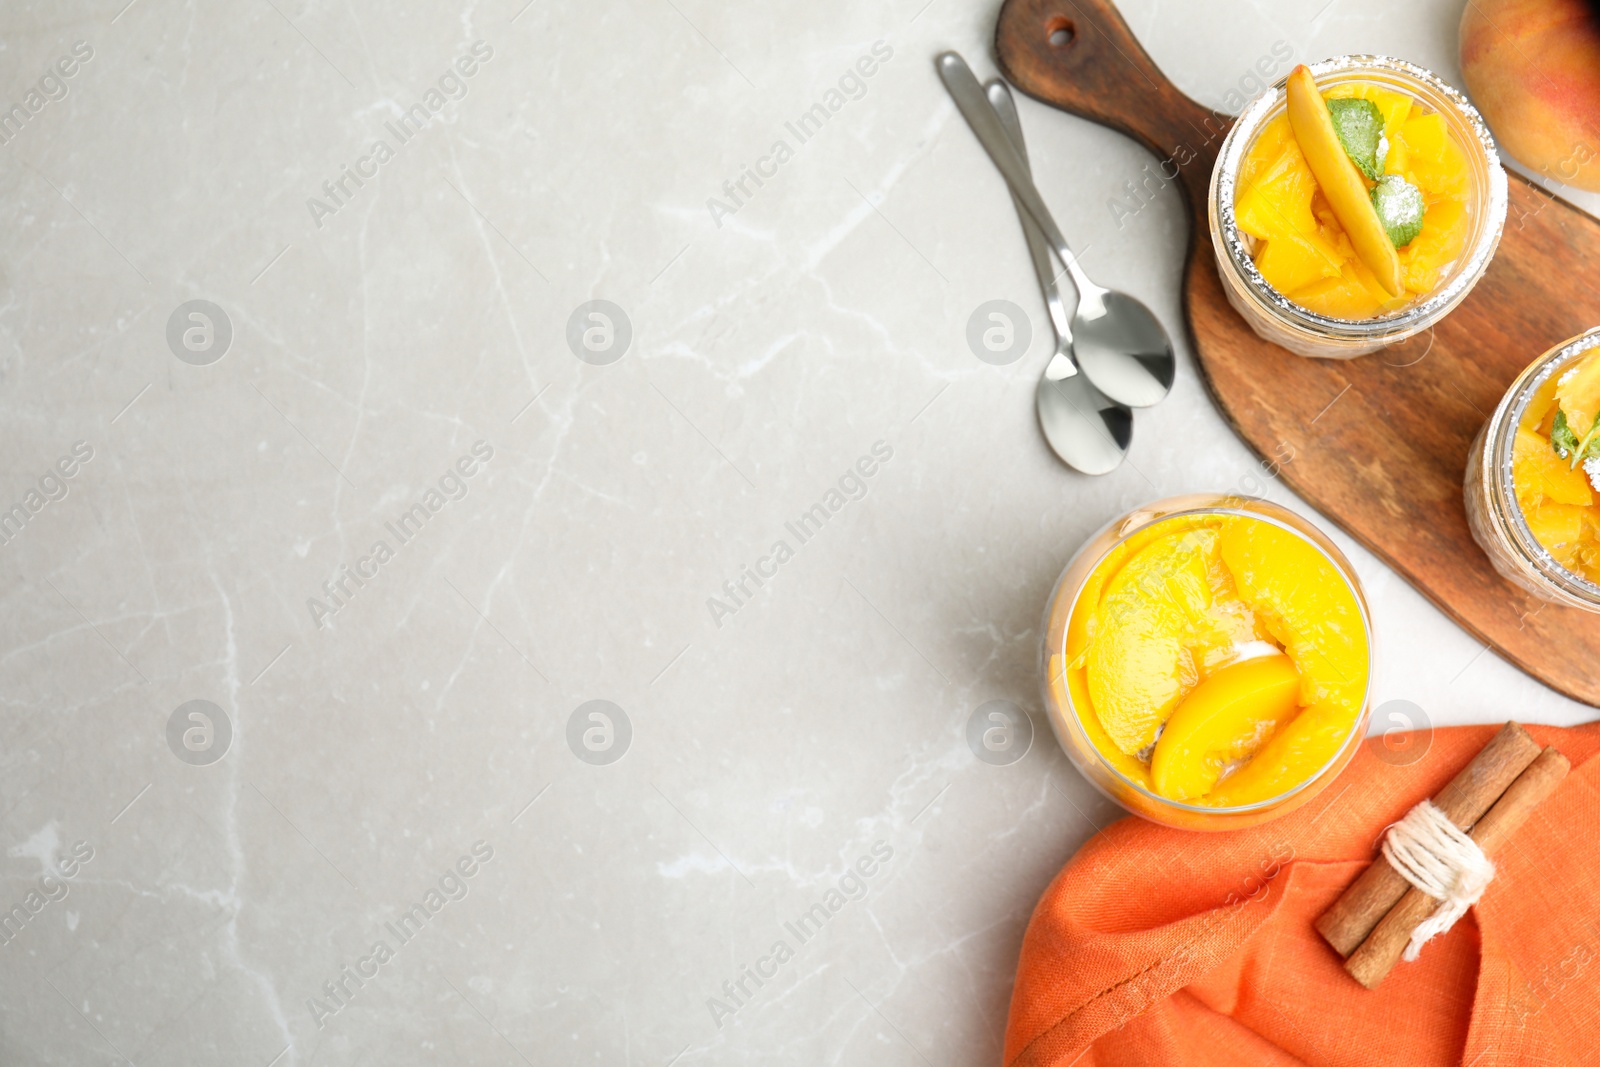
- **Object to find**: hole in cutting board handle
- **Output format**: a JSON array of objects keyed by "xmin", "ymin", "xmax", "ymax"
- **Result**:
[{"xmin": 1045, "ymin": 17, "xmax": 1076, "ymax": 47}]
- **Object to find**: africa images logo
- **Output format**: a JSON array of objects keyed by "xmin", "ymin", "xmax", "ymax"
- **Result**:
[
  {"xmin": 704, "ymin": 841, "xmax": 894, "ymax": 1029},
  {"xmin": 306, "ymin": 841, "xmax": 495, "ymax": 1029},
  {"xmin": 705, "ymin": 441, "xmax": 893, "ymax": 627},
  {"xmin": 0, "ymin": 440, "xmax": 93, "ymax": 548},
  {"xmin": 705, "ymin": 41, "xmax": 894, "ymax": 228},
  {"xmin": 305, "ymin": 441, "xmax": 494, "ymax": 630},
  {"xmin": 0, "ymin": 840, "xmax": 95, "ymax": 949},
  {"xmin": 306, "ymin": 41, "xmax": 494, "ymax": 229},
  {"xmin": 0, "ymin": 41, "xmax": 94, "ymax": 147}
]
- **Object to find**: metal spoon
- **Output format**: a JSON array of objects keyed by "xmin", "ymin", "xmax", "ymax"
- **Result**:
[
  {"xmin": 937, "ymin": 52, "xmax": 1176, "ymax": 409},
  {"xmin": 986, "ymin": 79, "xmax": 1131, "ymax": 476}
]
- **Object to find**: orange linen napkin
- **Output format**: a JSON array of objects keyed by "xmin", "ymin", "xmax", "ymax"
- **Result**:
[{"xmin": 1004, "ymin": 722, "xmax": 1600, "ymax": 1067}]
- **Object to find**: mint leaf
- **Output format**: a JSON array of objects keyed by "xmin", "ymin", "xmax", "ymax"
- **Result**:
[
  {"xmin": 1553, "ymin": 409, "xmax": 1580, "ymax": 459},
  {"xmin": 1370, "ymin": 175, "xmax": 1426, "ymax": 248},
  {"xmin": 1578, "ymin": 414, "xmax": 1600, "ymax": 465},
  {"xmin": 1328, "ymin": 98, "xmax": 1385, "ymax": 180}
]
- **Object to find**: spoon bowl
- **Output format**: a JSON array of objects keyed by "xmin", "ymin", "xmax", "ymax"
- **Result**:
[
  {"xmin": 1036, "ymin": 370, "xmax": 1134, "ymax": 476},
  {"xmin": 1072, "ymin": 289, "xmax": 1177, "ymax": 409}
]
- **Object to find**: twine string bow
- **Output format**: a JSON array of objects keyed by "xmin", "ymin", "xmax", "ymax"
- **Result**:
[{"xmin": 1380, "ymin": 798, "xmax": 1496, "ymax": 961}]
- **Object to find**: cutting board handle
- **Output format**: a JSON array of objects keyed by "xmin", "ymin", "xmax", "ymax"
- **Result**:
[{"xmin": 994, "ymin": 0, "xmax": 1229, "ymax": 214}]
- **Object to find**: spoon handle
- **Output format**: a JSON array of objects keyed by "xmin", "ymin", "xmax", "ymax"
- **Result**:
[
  {"xmin": 937, "ymin": 52, "xmax": 1103, "ymax": 300},
  {"xmin": 985, "ymin": 81, "xmax": 1074, "ymax": 346}
]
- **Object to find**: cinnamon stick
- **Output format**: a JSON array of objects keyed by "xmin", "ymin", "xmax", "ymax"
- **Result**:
[
  {"xmin": 1344, "ymin": 746, "xmax": 1570, "ymax": 989},
  {"xmin": 1315, "ymin": 721, "xmax": 1542, "ymax": 957}
]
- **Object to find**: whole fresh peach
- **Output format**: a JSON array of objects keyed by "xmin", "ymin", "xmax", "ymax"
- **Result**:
[{"xmin": 1460, "ymin": 0, "xmax": 1600, "ymax": 191}]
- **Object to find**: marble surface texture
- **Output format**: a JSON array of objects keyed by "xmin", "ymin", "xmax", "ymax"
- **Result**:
[{"xmin": 2, "ymin": 0, "xmax": 1596, "ymax": 1064}]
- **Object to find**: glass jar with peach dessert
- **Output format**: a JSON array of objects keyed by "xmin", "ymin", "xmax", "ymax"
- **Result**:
[
  {"xmin": 1209, "ymin": 55, "xmax": 1507, "ymax": 359},
  {"xmin": 1039, "ymin": 495, "xmax": 1374, "ymax": 830},
  {"xmin": 1466, "ymin": 326, "xmax": 1600, "ymax": 613}
]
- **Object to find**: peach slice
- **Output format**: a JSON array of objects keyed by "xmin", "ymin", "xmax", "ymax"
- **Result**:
[
  {"xmin": 1149, "ymin": 654, "xmax": 1302, "ymax": 802},
  {"xmin": 1286, "ymin": 65, "xmax": 1405, "ymax": 297},
  {"xmin": 1525, "ymin": 502, "xmax": 1593, "ymax": 566},
  {"xmin": 1202, "ymin": 703, "xmax": 1353, "ymax": 808},
  {"xmin": 1083, "ymin": 527, "xmax": 1219, "ymax": 755},
  {"xmin": 1513, "ymin": 427, "xmax": 1593, "ymax": 508},
  {"xmin": 1218, "ymin": 517, "xmax": 1370, "ymax": 718}
]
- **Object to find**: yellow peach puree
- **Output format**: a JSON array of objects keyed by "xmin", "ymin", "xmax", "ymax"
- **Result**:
[
  {"xmin": 1513, "ymin": 347, "xmax": 1600, "ymax": 585},
  {"xmin": 1062, "ymin": 514, "xmax": 1369, "ymax": 807},
  {"xmin": 1236, "ymin": 83, "xmax": 1472, "ymax": 319}
]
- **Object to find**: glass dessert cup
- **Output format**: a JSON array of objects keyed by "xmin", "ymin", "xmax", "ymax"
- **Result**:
[
  {"xmin": 1209, "ymin": 55, "xmax": 1507, "ymax": 359},
  {"xmin": 1465, "ymin": 326, "xmax": 1600, "ymax": 612},
  {"xmin": 1040, "ymin": 494, "xmax": 1374, "ymax": 831}
]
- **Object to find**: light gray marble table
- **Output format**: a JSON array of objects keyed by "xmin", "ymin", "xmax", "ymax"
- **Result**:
[{"xmin": 1, "ymin": 1, "xmax": 1594, "ymax": 1063}]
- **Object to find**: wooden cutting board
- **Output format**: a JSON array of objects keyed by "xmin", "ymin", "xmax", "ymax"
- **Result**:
[{"xmin": 996, "ymin": 0, "xmax": 1600, "ymax": 706}]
